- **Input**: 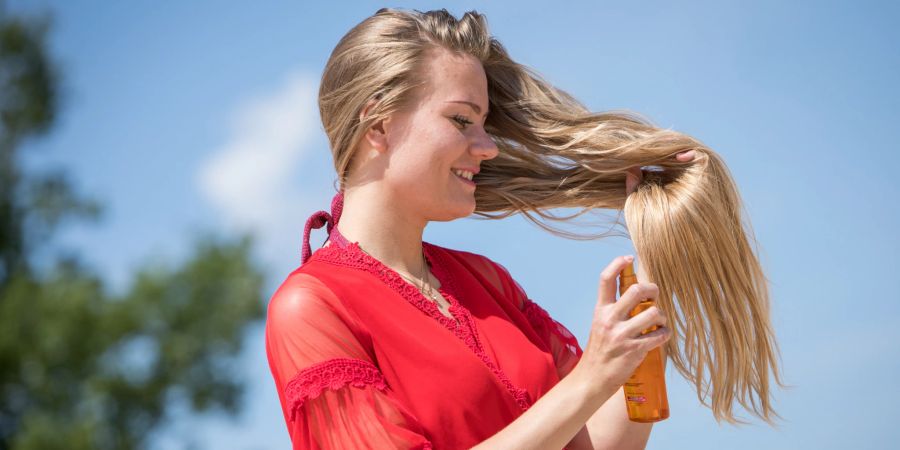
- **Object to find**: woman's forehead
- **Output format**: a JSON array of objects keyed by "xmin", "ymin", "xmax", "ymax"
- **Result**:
[{"xmin": 419, "ymin": 52, "xmax": 488, "ymax": 105}]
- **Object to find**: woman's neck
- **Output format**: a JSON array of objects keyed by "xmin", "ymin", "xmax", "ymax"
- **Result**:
[{"xmin": 335, "ymin": 188, "xmax": 430, "ymax": 279}]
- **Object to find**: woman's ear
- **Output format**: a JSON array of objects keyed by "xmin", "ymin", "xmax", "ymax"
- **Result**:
[{"xmin": 360, "ymin": 97, "xmax": 389, "ymax": 154}]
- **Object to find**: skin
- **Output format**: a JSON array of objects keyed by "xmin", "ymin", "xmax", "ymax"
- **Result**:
[
  {"xmin": 335, "ymin": 47, "xmax": 498, "ymax": 286},
  {"xmin": 337, "ymin": 46, "xmax": 686, "ymax": 449}
]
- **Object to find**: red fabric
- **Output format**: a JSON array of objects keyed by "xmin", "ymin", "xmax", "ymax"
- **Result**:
[
  {"xmin": 300, "ymin": 191, "xmax": 344, "ymax": 265},
  {"xmin": 265, "ymin": 228, "xmax": 584, "ymax": 449}
]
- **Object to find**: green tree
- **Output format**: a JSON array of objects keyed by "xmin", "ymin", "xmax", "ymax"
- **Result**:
[{"xmin": 0, "ymin": 7, "xmax": 266, "ymax": 449}]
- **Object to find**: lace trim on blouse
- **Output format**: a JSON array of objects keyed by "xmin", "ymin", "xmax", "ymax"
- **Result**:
[
  {"xmin": 284, "ymin": 357, "xmax": 388, "ymax": 422},
  {"xmin": 307, "ymin": 241, "xmax": 534, "ymax": 412}
]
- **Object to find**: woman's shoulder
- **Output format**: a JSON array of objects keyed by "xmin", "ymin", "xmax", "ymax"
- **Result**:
[
  {"xmin": 266, "ymin": 266, "xmax": 374, "ymax": 344},
  {"xmin": 267, "ymin": 270, "xmax": 337, "ymax": 320}
]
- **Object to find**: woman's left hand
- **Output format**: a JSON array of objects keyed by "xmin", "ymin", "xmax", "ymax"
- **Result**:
[{"xmin": 625, "ymin": 150, "xmax": 696, "ymax": 195}]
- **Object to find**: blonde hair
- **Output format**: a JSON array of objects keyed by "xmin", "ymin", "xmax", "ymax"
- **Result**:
[{"xmin": 317, "ymin": 7, "xmax": 787, "ymax": 426}]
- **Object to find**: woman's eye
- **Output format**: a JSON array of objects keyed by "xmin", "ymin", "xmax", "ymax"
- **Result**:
[{"xmin": 451, "ymin": 114, "xmax": 473, "ymax": 128}]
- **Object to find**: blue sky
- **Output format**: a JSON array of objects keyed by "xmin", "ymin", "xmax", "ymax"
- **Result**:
[{"xmin": 8, "ymin": 0, "xmax": 899, "ymax": 448}]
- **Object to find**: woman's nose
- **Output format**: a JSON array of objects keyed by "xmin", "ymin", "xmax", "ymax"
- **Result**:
[{"xmin": 471, "ymin": 129, "xmax": 499, "ymax": 160}]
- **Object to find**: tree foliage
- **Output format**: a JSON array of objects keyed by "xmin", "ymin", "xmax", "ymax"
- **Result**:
[{"xmin": 0, "ymin": 7, "xmax": 266, "ymax": 449}]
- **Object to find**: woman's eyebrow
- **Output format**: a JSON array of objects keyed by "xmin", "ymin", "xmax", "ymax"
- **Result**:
[{"xmin": 446, "ymin": 100, "xmax": 490, "ymax": 117}]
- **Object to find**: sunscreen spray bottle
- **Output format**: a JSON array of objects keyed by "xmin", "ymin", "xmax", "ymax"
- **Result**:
[{"xmin": 619, "ymin": 260, "xmax": 670, "ymax": 422}]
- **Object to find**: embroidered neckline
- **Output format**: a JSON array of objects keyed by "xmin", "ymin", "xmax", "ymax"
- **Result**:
[{"xmin": 308, "ymin": 240, "xmax": 533, "ymax": 411}]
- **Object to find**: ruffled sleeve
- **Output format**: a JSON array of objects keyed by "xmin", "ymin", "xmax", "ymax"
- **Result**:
[
  {"xmin": 473, "ymin": 255, "xmax": 584, "ymax": 380},
  {"xmin": 265, "ymin": 272, "xmax": 433, "ymax": 450}
]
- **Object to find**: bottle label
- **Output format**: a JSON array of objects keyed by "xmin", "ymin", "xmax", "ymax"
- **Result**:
[{"xmin": 626, "ymin": 395, "xmax": 647, "ymax": 403}]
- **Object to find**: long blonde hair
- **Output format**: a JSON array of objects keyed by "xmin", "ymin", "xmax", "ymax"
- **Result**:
[{"xmin": 317, "ymin": 7, "xmax": 787, "ymax": 426}]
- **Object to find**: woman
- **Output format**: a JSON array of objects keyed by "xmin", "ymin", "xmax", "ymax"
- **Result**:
[{"xmin": 266, "ymin": 7, "xmax": 783, "ymax": 450}]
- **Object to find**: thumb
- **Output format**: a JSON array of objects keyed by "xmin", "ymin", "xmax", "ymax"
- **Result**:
[{"xmin": 625, "ymin": 167, "xmax": 642, "ymax": 195}]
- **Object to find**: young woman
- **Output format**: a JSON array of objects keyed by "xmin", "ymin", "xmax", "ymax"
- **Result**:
[{"xmin": 266, "ymin": 7, "xmax": 782, "ymax": 450}]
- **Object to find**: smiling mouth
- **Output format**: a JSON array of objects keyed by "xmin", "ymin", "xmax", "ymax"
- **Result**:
[
  {"xmin": 452, "ymin": 168, "xmax": 475, "ymax": 181},
  {"xmin": 452, "ymin": 170, "xmax": 476, "ymax": 186}
]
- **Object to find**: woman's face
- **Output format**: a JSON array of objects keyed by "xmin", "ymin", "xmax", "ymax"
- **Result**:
[{"xmin": 380, "ymin": 48, "xmax": 499, "ymax": 222}]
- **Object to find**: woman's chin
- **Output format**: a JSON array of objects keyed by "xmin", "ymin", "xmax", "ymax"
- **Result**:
[{"xmin": 433, "ymin": 198, "xmax": 476, "ymax": 221}]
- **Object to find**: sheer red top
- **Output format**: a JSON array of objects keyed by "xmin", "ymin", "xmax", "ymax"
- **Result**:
[{"xmin": 265, "ymin": 200, "xmax": 584, "ymax": 449}]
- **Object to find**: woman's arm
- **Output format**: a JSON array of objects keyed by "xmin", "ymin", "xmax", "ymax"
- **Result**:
[
  {"xmin": 586, "ymin": 389, "xmax": 653, "ymax": 450},
  {"xmin": 472, "ymin": 253, "xmax": 670, "ymax": 449},
  {"xmin": 583, "ymin": 360, "xmax": 664, "ymax": 449},
  {"xmin": 471, "ymin": 365, "xmax": 620, "ymax": 450},
  {"xmin": 582, "ymin": 259, "xmax": 668, "ymax": 450}
]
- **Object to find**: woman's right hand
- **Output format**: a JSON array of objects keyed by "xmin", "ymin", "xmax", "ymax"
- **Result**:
[
  {"xmin": 573, "ymin": 255, "xmax": 671, "ymax": 399},
  {"xmin": 625, "ymin": 150, "xmax": 696, "ymax": 195}
]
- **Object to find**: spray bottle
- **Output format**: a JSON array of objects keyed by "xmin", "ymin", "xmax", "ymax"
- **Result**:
[{"xmin": 619, "ymin": 259, "xmax": 670, "ymax": 422}]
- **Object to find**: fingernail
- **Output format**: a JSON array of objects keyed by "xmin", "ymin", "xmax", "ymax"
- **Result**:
[{"xmin": 625, "ymin": 255, "xmax": 634, "ymax": 262}]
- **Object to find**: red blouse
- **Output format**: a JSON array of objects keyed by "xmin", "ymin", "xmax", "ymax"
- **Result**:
[{"xmin": 265, "ymin": 225, "xmax": 584, "ymax": 449}]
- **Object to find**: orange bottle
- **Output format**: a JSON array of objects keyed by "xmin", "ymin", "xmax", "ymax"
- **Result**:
[{"xmin": 618, "ymin": 260, "xmax": 670, "ymax": 422}]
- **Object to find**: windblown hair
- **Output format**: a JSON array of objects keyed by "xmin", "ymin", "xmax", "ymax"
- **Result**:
[{"xmin": 317, "ymin": 7, "xmax": 787, "ymax": 426}]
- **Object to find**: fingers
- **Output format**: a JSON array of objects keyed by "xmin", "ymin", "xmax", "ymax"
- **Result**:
[
  {"xmin": 615, "ymin": 282, "xmax": 660, "ymax": 320},
  {"xmin": 597, "ymin": 255, "xmax": 635, "ymax": 307},
  {"xmin": 622, "ymin": 303, "xmax": 667, "ymax": 338},
  {"xmin": 627, "ymin": 152, "xmax": 693, "ymax": 195},
  {"xmin": 635, "ymin": 325, "xmax": 672, "ymax": 352},
  {"xmin": 625, "ymin": 167, "xmax": 642, "ymax": 195},
  {"xmin": 675, "ymin": 150, "xmax": 695, "ymax": 162}
]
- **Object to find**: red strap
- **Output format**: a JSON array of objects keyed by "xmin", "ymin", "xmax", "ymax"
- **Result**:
[{"xmin": 301, "ymin": 191, "xmax": 345, "ymax": 264}]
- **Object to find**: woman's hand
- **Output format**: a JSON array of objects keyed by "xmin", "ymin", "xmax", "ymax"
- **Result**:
[
  {"xmin": 625, "ymin": 150, "xmax": 696, "ymax": 195},
  {"xmin": 573, "ymin": 255, "xmax": 671, "ymax": 399}
]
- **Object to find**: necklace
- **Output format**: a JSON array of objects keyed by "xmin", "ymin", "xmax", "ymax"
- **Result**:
[
  {"xmin": 358, "ymin": 244, "xmax": 440, "ymax": 304},
  {"xmin": 395, "ymin": 248, "xmax": 440, "ymax": 304},
  {"xmin": 357, "ymin": 244, "xmax": 458, "ymax": 325}
]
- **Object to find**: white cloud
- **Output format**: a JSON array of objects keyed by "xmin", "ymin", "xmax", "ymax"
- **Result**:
[
  {"xmin": 188, "ymin": 70, "xmax": 341, "ymax": 449},
  {"xmin": 196, "ymin": 70, "xmax": 333, "ymax": 270}
]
